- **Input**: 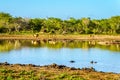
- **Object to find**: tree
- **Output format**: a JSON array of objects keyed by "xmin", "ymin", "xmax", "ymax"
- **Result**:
[
  {"xmin": 81, "ymin": 17, "xmax": 91, "ymax": 34},
  {"xmin": 0, "ymin": 12, "xmax": 120, "ymax": 35},
  {"xmin": 29, "ymin": 18, "xmax": 43, "ymax": 33},
  {"xmin": 109, "ymin": 16, "xmax": 120, "ymax": 34},
  {"xmin": 99, "ymin": 19, "xmax": 110, "ymax": 34},
  {"xmin": 91, "ymin": 20, "xmax": 100, "ymax": 34},
  {"xmin": 41, "ymin": 17, "xmax": 63, "ymax": 34},
  {"xmin": 0, "ymin": 12, "xmax": 12, "ymax": 33}
]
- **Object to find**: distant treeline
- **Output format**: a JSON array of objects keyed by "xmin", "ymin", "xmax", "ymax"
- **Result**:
[{"xmin": 0, "ymin": 12, "xmax": 120, "ymax": 34}]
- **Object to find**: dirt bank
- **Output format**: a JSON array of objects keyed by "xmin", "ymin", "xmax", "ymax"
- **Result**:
[
  {"xmin": 0, "ymin": 34, "xmax": 120, "ymax": 41},
  {"xmin": 0, "ymin": 62, "xmax": 120, "ymax": 80}
]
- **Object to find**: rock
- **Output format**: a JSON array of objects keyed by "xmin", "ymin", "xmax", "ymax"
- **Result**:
[
  {"xmin": 70, "ymin": 60, "xmax": 75, "ymax": 63},
  {"xmin": 90, "ymin": 61, "xmax": 97, "ymax": 64},
  {"xmin": 82, "ymin": 67, "xmax": 96, "ymax": 72}
]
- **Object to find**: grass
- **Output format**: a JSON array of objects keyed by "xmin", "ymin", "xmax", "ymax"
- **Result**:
[
  {"xmin": 0, "ymin": 63, "xmax": 120, "ymax": 80},
  {"xmin": 55, "ymin": 73, "xmax": 85, "ymax": 80}
]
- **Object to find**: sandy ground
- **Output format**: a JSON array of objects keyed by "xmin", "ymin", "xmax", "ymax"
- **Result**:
[{"xmin": 0, "ymin": 34, "xmax": 120, "ymax": 41}]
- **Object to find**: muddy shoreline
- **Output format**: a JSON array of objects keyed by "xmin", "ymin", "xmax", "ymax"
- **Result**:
[
  {"xmin": 0, "ymin": 62, "xmax": 120, "ymax": 80},
  {"xmin": 0, "ymin": 62, "xmax": 97, "ymax": 72}
]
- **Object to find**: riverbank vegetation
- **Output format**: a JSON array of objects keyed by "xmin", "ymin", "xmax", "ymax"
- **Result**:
[
  {"xmin": 0, "ymin": 12, "xmax": 120, "ymax": 35},
  {"xmin": 0, "ymin": 63, "xmax": 120, "ymax": 80}
]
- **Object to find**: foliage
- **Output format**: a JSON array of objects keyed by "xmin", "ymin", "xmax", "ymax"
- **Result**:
[{"xmin": 0, "ymin": 12, "xmax": 120, "ymax": 34}]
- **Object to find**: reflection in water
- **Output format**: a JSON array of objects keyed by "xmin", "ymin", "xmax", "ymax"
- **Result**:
[
  {"xmin": 0, "ymin": 40, "xmax": 21, "ymax": 52},
  {"xmin": 0, "ymin": 40, "xmax": 120, "ymax": 73},
  {"xmin": 0, "ymin": 40, "xmax": 120, "ymax": 52}
]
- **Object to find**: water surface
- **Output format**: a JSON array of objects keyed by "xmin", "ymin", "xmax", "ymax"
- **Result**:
[{"xmin": 0, "ymin": 40, "xmax": 120, "ymax": 73}]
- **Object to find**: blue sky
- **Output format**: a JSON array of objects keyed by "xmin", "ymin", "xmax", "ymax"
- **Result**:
[{"xmin": 0, "ymin": 0, "xmax": 120, "ymax": 19}]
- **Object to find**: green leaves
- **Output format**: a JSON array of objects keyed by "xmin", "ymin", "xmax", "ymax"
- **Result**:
[{"xmin": 0, "ymin": 12, "xmax": 120, "ymax": 34}]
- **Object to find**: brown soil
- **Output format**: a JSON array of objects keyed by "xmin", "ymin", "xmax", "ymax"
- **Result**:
[
  {"xmin": 0, "ymin": 62, "xmax": 120, "ymax": 80},
  {"xmin": 0, "ymin": 34, "xmax": 120, "ymax": 41}
]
